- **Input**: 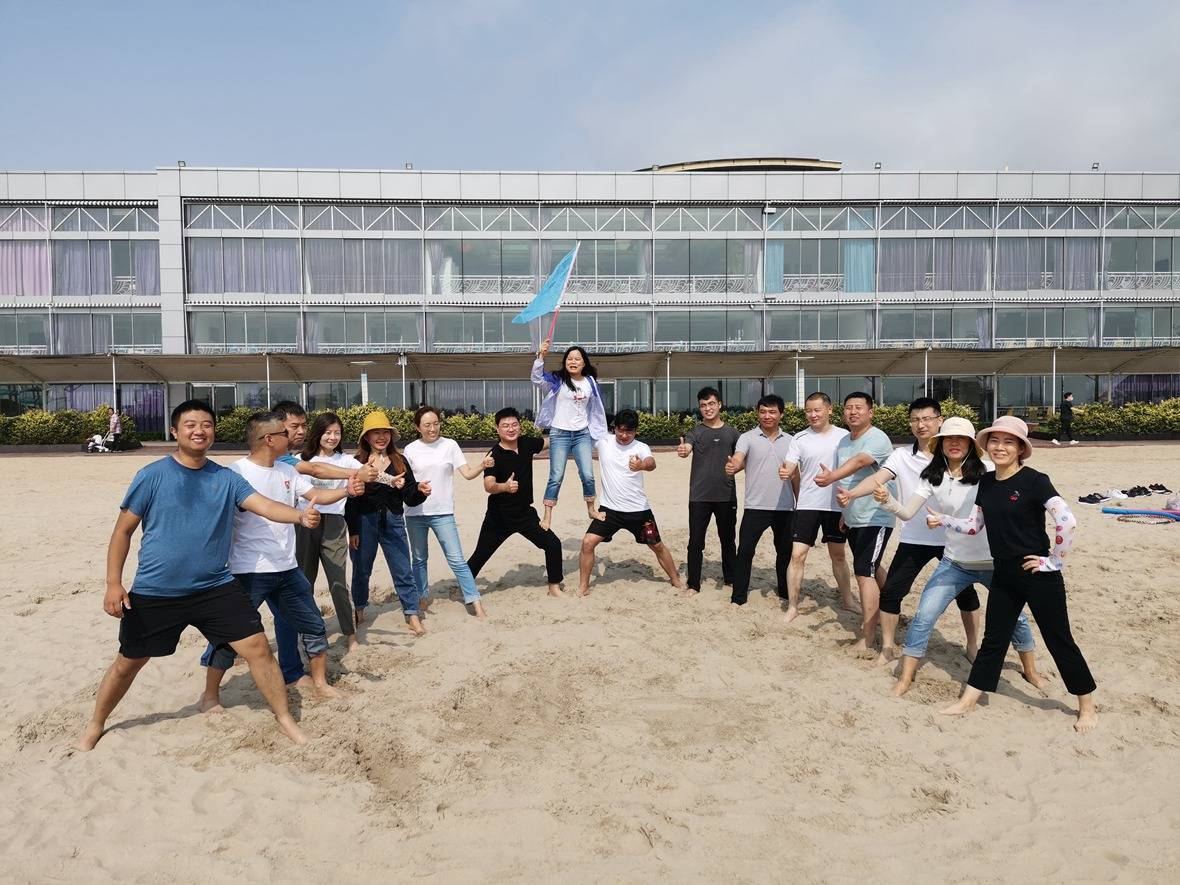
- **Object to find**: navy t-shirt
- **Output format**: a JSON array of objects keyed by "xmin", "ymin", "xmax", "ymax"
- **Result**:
[{"xmin": 120, "ymin": 456, "xmax": 256, "ymax": 597}]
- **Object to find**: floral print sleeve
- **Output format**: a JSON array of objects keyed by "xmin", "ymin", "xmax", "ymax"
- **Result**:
[
  {"xmin": 938, "ymin": 505, "xmax": 985, "ymax": 536},
  {"xmin": 1035, "ymin": 496, "xmax": 1076, "ymax": 572}
]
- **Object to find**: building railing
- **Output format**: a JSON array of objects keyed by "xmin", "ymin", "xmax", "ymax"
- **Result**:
[
  {"xmin": 655, "ymin": 339, "xmax": 760, "ymax": 352},
  {"xmin": 430, "ymin": 342, "xmax": 534, "ymax": 354},
  {"xmin": 993, "ymin": 337, "xmax": 1092, "ymax": 348},
  {"xmin": 653, "ymin": 275, "xmax": 757, "ymax": 295},
  {"xmin": 111, "ymin": 345, "xmax": 164, "ymax": 355},
  {"xmin": 768, "ymin": 339, "xmax": 875, "ymax": 351},
  {"xmin": 780, "ymin": 274, "xmax": 845, "ymax": 293},
  {"xmin": 0, "ymin": 345, "xmax": 49, "ymax": 356},
  {"xmin": 310, "ymin": 343, "xmax": 421, "ymax": 354},
  {"xmin": 1103, "ymin": 272, "xmax": 1180, "ymax": 290},
  {"xmin": 1100, "ymin": 335, "xmax": 1180, "ymax": 347},
  {"xmin": 433, "ymin": 275, "xmax": 537, "ymax": 296},
  {"xmin": 567, "ymin": 275, "xmax": 649, "ymax": 295},
  {"xmin": 192, "ymin": 343, "xmax": 300, "ymax": 355},
  {"xmin": 876, "ymin": 338, "xmax": 988, "ymax": 349}
]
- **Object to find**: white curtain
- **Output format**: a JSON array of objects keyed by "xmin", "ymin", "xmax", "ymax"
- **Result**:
[
  {"xmin": 132, "ymin": 241, "xmax": 159, "ymax": 296},
  {"xmin": 878, "ymin": 239, "xmax": 914, "ymax": 292},
  {"xmin": 187, "ymin": 239, "xmax": 223, "ymax": 294},
  {"xmin": 265, "ymin": 239, "xmax": 299, "ymax": 293},
  {"xmin": 243, "ymin": 238, "xmax": 265, "ymax": 292},
  {"xmin": 304, "ymin": 239, "xmax": 343, "ymax": 294},
  {"xmin": 222, "ymin": 238, "xmax": 243, "ymax": 292},
  {"xmin": 54, "ymin": 313, "xmax": 93, "ymax": 354},
  {"xmin": 995, "ymin": 238, "xmax": 1027, "ymax": 291},
  {"xmin": 52, "ymin": 241, "xmax": 89, "ymax": 296},
  {"xmin": 953, "ymin": 238, "xmax": 989, "ymax": 291},
  {"xmin": 1065, "ymin": 238, "xmax": 1099, "ymax": 290},
  {"xmin": 384, "ymin": 240, "xmax": 422, "ymax": 294}
]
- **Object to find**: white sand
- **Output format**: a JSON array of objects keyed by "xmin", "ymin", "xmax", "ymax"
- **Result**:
[{"xmin": 2, "ymin": 445, "xmax": 1180, "ymax": 883}]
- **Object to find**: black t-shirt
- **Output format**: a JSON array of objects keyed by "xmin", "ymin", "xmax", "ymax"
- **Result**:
[
  {"xmin": 976, "ymin": 466, "xmax": 1060, "ymax": 559},
  {"xmin": 485, "ymin": 437, "xmax": 544, "ymax": 517},
  {"xmin": 684, "ymin": 423, "xmax": 739, "ymax": 503}
]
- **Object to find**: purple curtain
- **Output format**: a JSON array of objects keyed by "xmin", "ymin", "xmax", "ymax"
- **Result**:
[
  {"xmin": 0, "ymin": 241, "xmax": 50, "ymax": 296},
  {"xmin": 133, "ymin": 241, "xmax": 160, "ymax": 296},
  {"xmin": 187, "ymin": 239, "xmax": 223, "ymax": 293}
]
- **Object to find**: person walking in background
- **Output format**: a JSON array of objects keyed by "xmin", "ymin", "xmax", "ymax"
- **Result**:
[
  {"xmin": 676, "ymin": 386, "xmax": 739, "ymax": 597},
  {"xmin": 346, "ymin": 411, "xmax": 430, "ymax": 636},
  {"xmin": 531, "ymin": 338, "xmax": 608, "ymax": 530},
  {"xmin": 778, "ymin": 392, "xmax": 854, "ymax": 622},
  {"xmin": 403, "ymin": 405, "xmax": 490, "ymax": 619},
  {"xmin": 107, "ymin": 407, "xmax": 122, "ymax": 452},
  {"xmin": 725, "ymin": 394, "xmax": 795, "ymax": 608},
  {"xmin": 468, "ymin": 407, "xmax": 565, "ymax": 597},
  {"xmin": 1053, "ymin": 392, "xmax": 1077, "ymax": 446}
]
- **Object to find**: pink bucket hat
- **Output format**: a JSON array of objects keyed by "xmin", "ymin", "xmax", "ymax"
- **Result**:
[{"xmin": 976, "ymin": 415, "xmax": 1033, "ymax": 460}]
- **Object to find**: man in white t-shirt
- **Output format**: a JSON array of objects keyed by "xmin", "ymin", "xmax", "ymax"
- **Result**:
[
  {"xmin": 837, "ymin": 398, "xmax": 981, "ymax": 664},
  {"xmin": 198, "ymin": 411, "xmax": 362, "ymax": 712},
  {"xmin": 778, "ymin": 392, "xmax": 854, "ymax": 623},
  {"xmin": 578, "ymin": 409, "xmax": 683, "ymax": 596}
]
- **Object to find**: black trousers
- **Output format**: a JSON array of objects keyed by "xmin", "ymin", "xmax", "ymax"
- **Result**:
[
  {"xmin": 1059, "ymin": 417, "xmax": 1073, "ymax": 442},
  {"xmin": 467, "ymin": 509, "xmax": 564, "ymax": 584},
  {"xmin": 730, "ymin": 509, "xmax": 793, "ymax": 605},
  {"xmin": 879, "ymin": 542, "xmax": 980, "ymax": 615},
  {"xmin": 686, "ymin": 499, "xmax": 737, "ymax": 591},
  {"xmin": 967, "ymin": 558, "xmax": 1096, "ymax": 696}
]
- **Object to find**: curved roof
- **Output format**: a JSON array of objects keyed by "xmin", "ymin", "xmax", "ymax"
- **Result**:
[{"xmin": 636, "ymin": 157, "xmax": 842, "ymax": 173}]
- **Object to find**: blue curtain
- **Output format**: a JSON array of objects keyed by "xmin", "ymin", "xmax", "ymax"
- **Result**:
[
  {"xmin": 842, "ymin": 239, "xmax": 876, "ymax": 293},
  {"xmin": 765, "ymin": 241, "xmax": 784, "ymax": 294}
]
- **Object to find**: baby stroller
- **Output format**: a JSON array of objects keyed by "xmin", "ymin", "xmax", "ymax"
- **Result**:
[{"xmin": 86, "ymin": 432, "xmax": 113, "ymax": 453}]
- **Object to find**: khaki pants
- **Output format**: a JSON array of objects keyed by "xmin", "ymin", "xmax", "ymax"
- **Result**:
[{"xmin": 295, "ymin": 513, "xmax": 355, "ymax": 636}]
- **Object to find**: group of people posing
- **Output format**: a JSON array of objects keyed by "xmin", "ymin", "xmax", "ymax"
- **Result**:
[{"xmin": 73, "ymin": 340, "xmax": 1096, "ymax": 752}]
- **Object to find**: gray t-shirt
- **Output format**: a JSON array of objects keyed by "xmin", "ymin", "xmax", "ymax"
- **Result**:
[
  {"xmin": 685, "ymin": 422, "xmax": 739, "ymax": 503},
  {"xmin": 735, "ymin": 427, "xmax": 795, "ymax": 511}
]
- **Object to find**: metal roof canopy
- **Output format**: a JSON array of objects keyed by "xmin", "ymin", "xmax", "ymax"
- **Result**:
[{"xmin": 1, "ymin": 348, "xmax": 1178, "ymax": 386}]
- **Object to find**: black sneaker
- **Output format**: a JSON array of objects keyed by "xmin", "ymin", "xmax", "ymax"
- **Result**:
[{"xmin": 1149, "ymin": 483, "xmax": 1172, "ymax": 492}]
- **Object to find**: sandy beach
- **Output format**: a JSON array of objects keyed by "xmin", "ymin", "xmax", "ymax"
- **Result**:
[{"xmin": 2, "ymin": 444, "xmax": 1179, "ymax": 884}]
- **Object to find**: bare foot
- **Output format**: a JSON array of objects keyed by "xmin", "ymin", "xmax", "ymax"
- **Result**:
[
  {"xmin": 276, "ymin": 716, "xmax": 309, "ymax": 745},
  {"xmin": 939, "ymin": 699, "xmax": 976, "ymax": 717},
  {"xmin": 355, "ymin": 607, "xmax": 367, "ymax": 626},
  {"xmin": 420, "ymin": 597, "xmax": 433, "ymax": 613},
  {"xmin": 72, "ymin": 721, "xmax": 104, "ymax": 752},
  {"xmin": 875, "ymin": 647, "xmax": 898, "ymax": 667},
  {"xmin": 198, "ymin": 693, "xmax": 225, "ymax": 714},
  {"xmin": 312, "ymin": 682, "xmax": 341, "ymax": 700},
  {"xmin": 727, "ymin": 602, "xmax": 743, "ymax": 612},
  {"xmin": 891, "ymin": 679, "xmax": 912, "ymax": 698},
  {"xmin": 783, "ymin": 606, "xmax": 801, "ymax": 625},
  {"xmin": 590, "ymin": 509, "xmax": 606, "ymax": 521},
  {"xmin": 547, "ymin": 583, "xmax": 564, "ymax": 597},
  {"xmin": 346, "ymin": 634, "xmax": 360, "ymax": 653},
  {"xmin": 406, "ymin": 615, "xmax": 427, "ymax": 636},
  {"xmin": 577, "ymin": 584, "xmax": 591, "ymax": 597},
  {"xmin": 849, "ymin": 638, "xmax": 869, "ymax": 653},
  {"xmin": 468, "ymin": 600, "xmax": 488, "ymax": 619},
  {"xmin": 293, "ymin": 675, "xmax": 314, "ymax": 690},
  {"xmin": 678, "ymin": 588, "xmax": 698, "ymax": 599},
  {"xmin": 1074, "ymin": 707, "xmax": 1099, "ymax": 734},
  {"xmin": 964, "ymin": 644, "xmax": 978, "ymax": 664},
  {"xmin": 841, "ymin": 597, "xmax": 862, "ymax": 615},
  {"xmin": 1021, "ymin": 670, "xmax": 1047, "ymax": 690}
]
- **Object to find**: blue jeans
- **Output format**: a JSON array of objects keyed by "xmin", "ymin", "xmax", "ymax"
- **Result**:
[
  {"xmin": 544, "ymin": 427, "xmax": 595, "ymax": 504},
  {"xmin": 349, "ymin": 509, "xmax": 419, "ymax": 616},
  {"xmin": 199, "ymin": 568, "xmax": 328, "ymax": 681},
  {"xmin": 902, "ymin": 558, "xmax": 1036, "ymax": 659},
  {"xmin": 406, "ymin": 513, "xmax": 480, "ymax": 604}
]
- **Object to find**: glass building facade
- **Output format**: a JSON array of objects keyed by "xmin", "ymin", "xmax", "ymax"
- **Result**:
[{"xmin": 2, "ymin": 165, "xmax": 1180, "ymax": 430}]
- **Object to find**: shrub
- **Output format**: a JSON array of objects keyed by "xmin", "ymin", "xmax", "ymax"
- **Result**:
[
  {"xmin": 1040, "ymin": 398, "xmax": 1180, "ymax": 437},
  {"xmin": 0, "ymin": 405, "xmax": 137, "ymax": 446}
]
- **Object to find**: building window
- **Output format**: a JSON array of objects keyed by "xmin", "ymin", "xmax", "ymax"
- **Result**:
[
  {"xmin": 53, "ymin": 312, "xmax": 162, "ymax": 354},
  {"xmin": 52, "ymin": 240, "xmax": 159, "ymax": 297},
  {"xmin": 0, "ymin": 312, "xmax": 50, "ymax": 354},
  {"xmin": 0, "ymin": 241, "xmax": 50, "ymax": 297},
  {"xmin": 187, "ymin": 238, "xmax": 300, "ymax": 295},
  {"xmin": 189, "ymin": 310, "xmax": 300, "ymax": 353}
]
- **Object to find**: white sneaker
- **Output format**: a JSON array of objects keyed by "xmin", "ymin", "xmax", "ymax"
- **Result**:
[
  {"xmin": 1069, "ymin": 440, "xmax": 1078, "ymax": 445},
  {"xmin": 1052, "ymin": 439, "xmax": 1061, "ymax": 445},
  {"xmin": 1106, "ymin": 488, "xmax": 1127, "ymax": 500}
]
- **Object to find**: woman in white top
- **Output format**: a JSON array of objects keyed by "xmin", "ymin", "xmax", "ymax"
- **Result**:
[
  {"xmin": 876, "ymin": 418, "xmax": 1040, "ymax": 697},
  {"xmin": 297, "ymin": 413, "xmax": 361, "ymax": 651},
  {"xmin": 403, "ymin": 406, "xmax": 492, "ymax": 619},
  {"xmin": 530, "ymin": 339, "xmax": 609, "ymax": 530}
]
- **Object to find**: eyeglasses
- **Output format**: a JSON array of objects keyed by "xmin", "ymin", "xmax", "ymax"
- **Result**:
[
  {"xmin": 910, "ymin": 416, "xmax": 941, "ymax": 425},
  {"xmin": 266, "ymin": 429, "xmax": 290, "ymax": 438}
]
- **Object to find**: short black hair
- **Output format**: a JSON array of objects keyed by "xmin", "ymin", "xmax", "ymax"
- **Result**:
[
  {"xmin": 245, "ymin": 410, "xmax": 283, "ymax": 448},
  {"xmin": 171, "ymin": 399, "xmax": 215, "ymax": 429},
  {"xmin": 696, "ymin": 386, "xmax": 722, "ymax": 403},
  {"xmin": 271, "ymin": 400, "xmax": 306, "ymax": 420},
  {"xmin": 908, "ymin": 397, "xmax": 941, "ymax": 415},
  {"xmin": 804, "ymin": 392, "xmax": 831, "ymax": 406},
  {"xmin": 495, "ymin": 406, "xmax": 521, "ymax": 424},
  {"xmin": 844, "ymin": 391, "xmax": 874, "ymax": 408},
  {"xmin": 756, "ymin": 394, "xmax": 785, "ymax": 412},
  {"xmin": 614, "ymin": 409, "xmax": 639, "ymax": 431},
  {"xmin": 414, "ymin": 404, "xmax": 441, "ymax": 426},
  {"xmin": 1064, "ymin": 391, "xmax": 1073, "ymax": 398}
]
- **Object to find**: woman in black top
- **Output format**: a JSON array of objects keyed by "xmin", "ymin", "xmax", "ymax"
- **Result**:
[
  {"xmin": 345, "ymin": 412, "xmax": 430, "ymax": 636},
  {"xmin": 928, "ymin": 416, "xmax": 1097, "ymax": 733}
]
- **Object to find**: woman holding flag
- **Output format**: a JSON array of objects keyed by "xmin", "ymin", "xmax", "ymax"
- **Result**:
[{"xmin": 514, "ymin": 243, "xmax": 609, "ymax": 530}]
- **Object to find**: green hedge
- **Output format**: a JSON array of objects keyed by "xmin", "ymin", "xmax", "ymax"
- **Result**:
[
  {"xmin": 1039, "ymin": 399, "xmax": 1180, "ymax": 436},
  {"xmin": 207, "ymin": 398, "xmax": 978, "ymax": 445},
  {"xmin": 0, "ymin": 406, "xmax": 138, "ymax": 446}
]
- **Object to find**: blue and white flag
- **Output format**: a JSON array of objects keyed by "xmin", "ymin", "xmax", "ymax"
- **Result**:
[{"xmin": 512, "ymin": 244, "xmax": 579, "ymax": 347}]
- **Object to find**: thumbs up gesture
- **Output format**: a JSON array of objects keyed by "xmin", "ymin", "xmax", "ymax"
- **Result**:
[
  {"xmin": 676, "ymin": 436, "xmax": 690, "ymax": 458},
  {"xmin": 346, "ymin": 470, "xmax": 367, "ymax": 497},
  {"xmin": 359, "ymin": 461, "xmax": 379, "ymax": 483},
  {"xmin": 835, "ymin": 487, "xmax": 851, "ymax": 507},
  {"xmin": 925, "ymin": 504, "xmax": 945, "ymax": 529},
  {"xmin": 628, "ymin": 454, "xmax": 643, "ymax": 472},
  {"xmin": 814, "ymin": 463, "xmax": 834, "ymax": 488},
  {"xmin": 872, "ymin": 480, "xmax": 889, "ymax": 504},
  {"xmin": 300, "ymin": 505, "xmax": 321, "ymax": 529},
  {"xmin": 481, "ymin": 449, "xmax": 495, "ymax": 469},
  {"xmin": 419, "ymin": 480, "xmax": 432, "ymax": 497},
  {"xmin": 724, "ymin": 454, "xmax": 738, "ymax": 476},
  {"xmin": 505, "ymin": 472, "xmax": 519, "ymax": 494},
  {"xmin": 777, "ymin": 458, "xmax": 793, "ymax": 481},
  {"xmin": 390, "ymin": 471, "xmax": 406, "ymax": 490}
]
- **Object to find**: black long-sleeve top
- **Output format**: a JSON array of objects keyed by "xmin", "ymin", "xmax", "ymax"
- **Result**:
[{"xmin": 344, "ymin": 457, "xmax": 427, "ymax": 535}]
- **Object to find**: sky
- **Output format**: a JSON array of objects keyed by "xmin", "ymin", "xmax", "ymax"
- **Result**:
[{"xmin": 1, "ymin": 0, "xmax": 1178, "ymax": 173}]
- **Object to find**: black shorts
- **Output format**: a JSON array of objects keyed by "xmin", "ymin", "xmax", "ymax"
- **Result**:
[
  {"xmin": 587, "ymin": 508, "xmax": 661, "ymax": 545},
  {"xmin": 118, "ymin": 580, "xmax": 264, "ymax": 659},
  {"xmin": 792, "ymin": 509, "xmax": 846, "ymax": 546},
  {"xmin": 845, "ymin": 526, "xmax": 893, "ymax": 578}
]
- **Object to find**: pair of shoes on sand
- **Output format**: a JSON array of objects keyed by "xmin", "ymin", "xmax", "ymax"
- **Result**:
[{"xmin": 1051, "ymin": 439, "xmax": 1080, "ymax": 446}]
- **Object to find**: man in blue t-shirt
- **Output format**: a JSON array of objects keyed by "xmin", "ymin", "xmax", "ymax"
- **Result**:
[
  {"xmin": 815, "ymin": 391, "xmax": 896, "ymax": 652},
  {"xmin": 73, "ymin": 400, "xmax": 322, "ymax": 752}
]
